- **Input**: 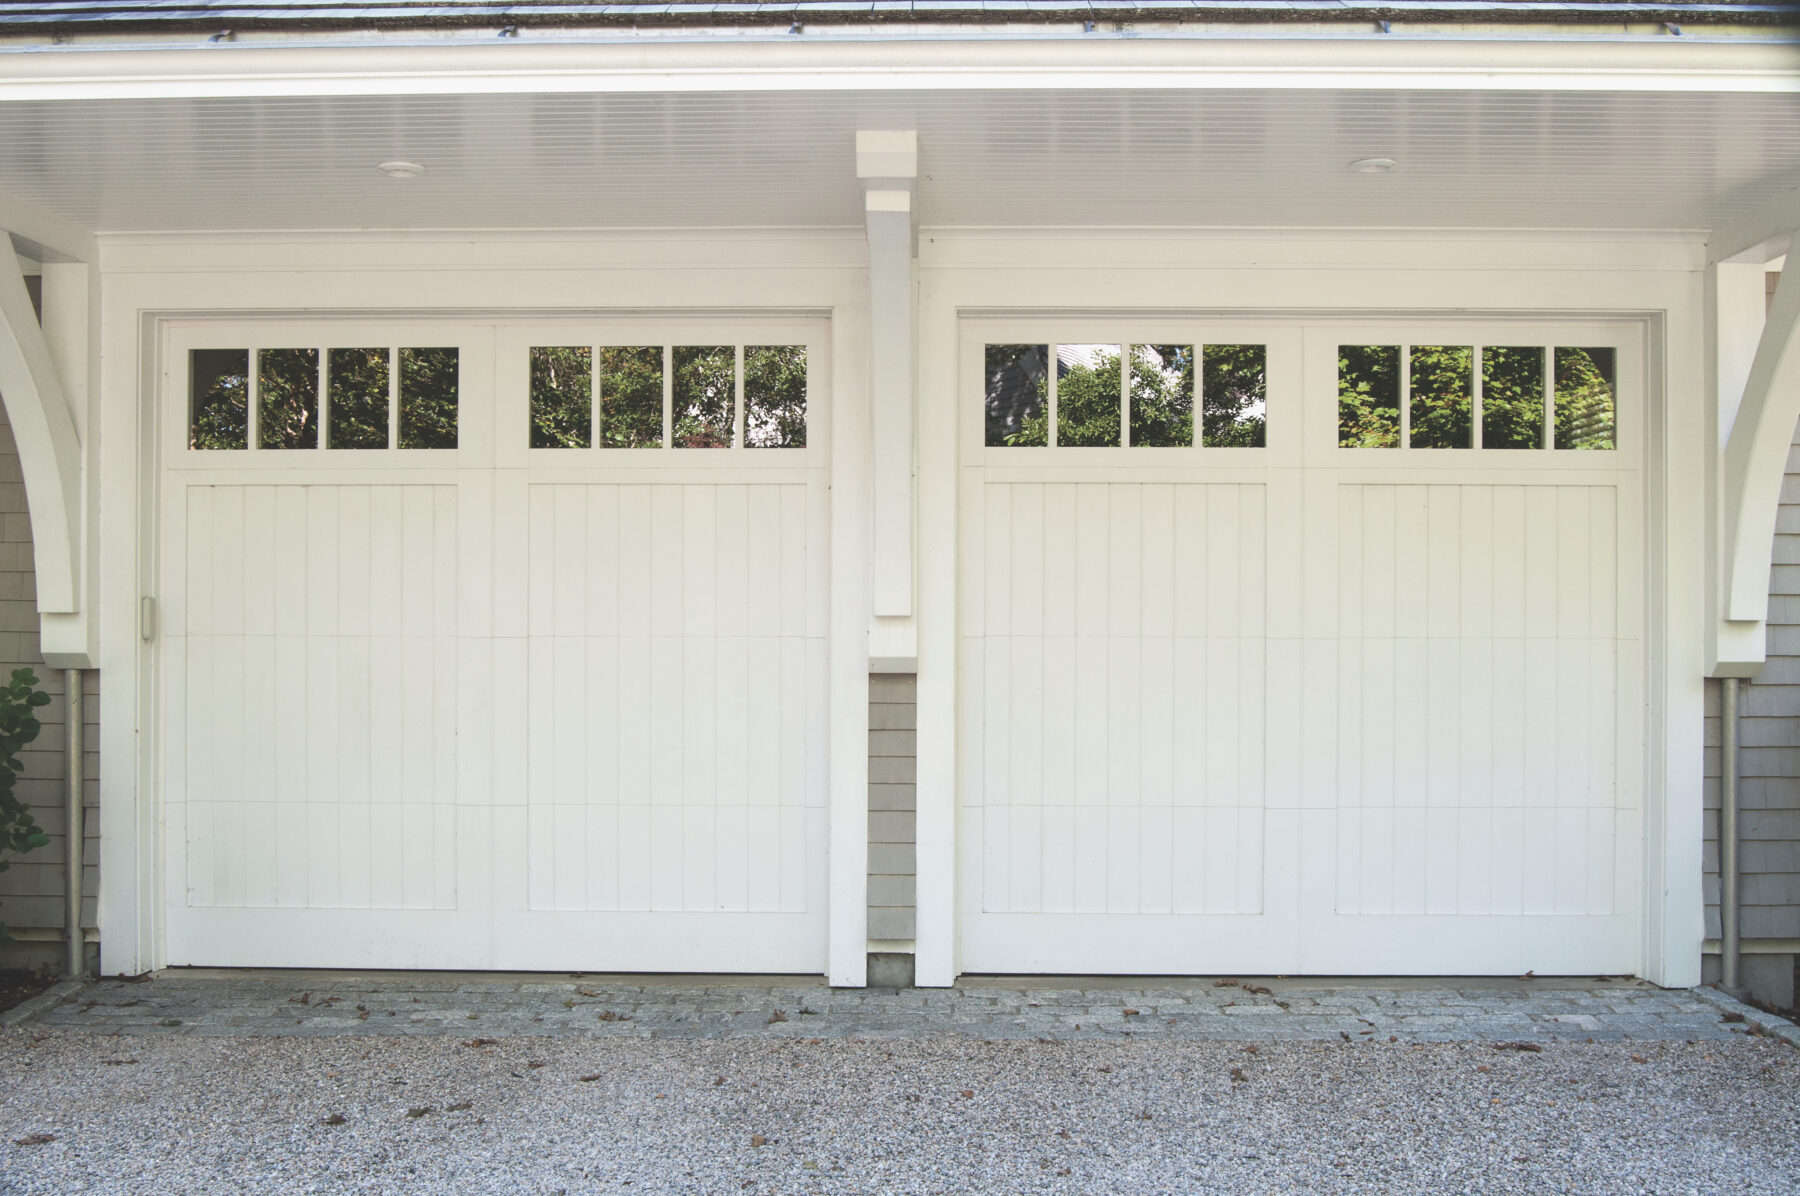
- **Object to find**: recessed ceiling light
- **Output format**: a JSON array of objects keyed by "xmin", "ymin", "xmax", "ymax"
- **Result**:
[
  {"xmin": 377, "ymin": 160, "xmax": 426, "ymax": 179},
  {"xmin": 1349, "ymin": 157, "xmax": 1398, "ymax": 174}
]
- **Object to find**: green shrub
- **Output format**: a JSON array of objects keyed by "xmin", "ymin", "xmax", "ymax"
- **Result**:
[{"xmin": 0, "ymin": 668, "xmax": 52, "ymax": 941}]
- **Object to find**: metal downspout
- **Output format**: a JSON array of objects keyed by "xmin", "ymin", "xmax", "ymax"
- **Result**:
[
  {"xmin": 64, "ymin": 668, "xmax": 82, "ymax": 979},
  {"xmin": 1721, "ymin": 677, "xmax": 1741, "ymax": 993}
]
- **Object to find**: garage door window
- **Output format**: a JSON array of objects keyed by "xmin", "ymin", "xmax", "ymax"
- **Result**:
[
  {"xmin": 188, "ymin": 345, "xmax": 460, "ymax": 451},
  {"xmin": 985, "ymin": 341, "xmax": 1268, "ymax": 448},
  {"xmin": 1339, "ymin": 343, "xmax": 1614, "ymax": 451},
  {"xmin": 528, "ymin": 343, "xmax": 809, "ymax": 450}
]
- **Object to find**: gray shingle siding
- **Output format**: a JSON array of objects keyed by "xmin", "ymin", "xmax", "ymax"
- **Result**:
[{"xmin": 868, "ymin": 673, "xmax": 916, "ymax": 943}]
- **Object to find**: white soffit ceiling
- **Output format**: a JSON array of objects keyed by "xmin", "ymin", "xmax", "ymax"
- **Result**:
[{"xmin": 0, "ymin": 88, "xmax": 1794, "ymax": 231}]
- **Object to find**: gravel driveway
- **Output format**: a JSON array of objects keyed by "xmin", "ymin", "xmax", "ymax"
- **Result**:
[{"xmin": 3, "ymin": 1028, "xmax": 1798, "ymax": 1194}]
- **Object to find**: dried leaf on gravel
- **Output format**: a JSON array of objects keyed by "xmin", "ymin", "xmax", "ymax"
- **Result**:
[
  {"xmin": 1229, "ymin": 1067, "xmax": 1248, "ymax": 1083},
  {"xmin": 1244, "ymin": 985, "xmax": 1273, "ymax": 996},
  {"xmin": 1476, "ymin": 1065, "xmax": 1492, "ymax": 1073},
  {"xmin": 13, "ymin": 1133, "xmax": 55, "ymax": 1146},
  {"xmin": 597, "ymin": 1011, "xmax": 631, "ymax": 1022},
  {"xmin": 1214, "ymin": 979, "xmax": 1239, "ymax": 988},
  {"xmin": 767, "ymin": 1010, "xmax": 787, "ymax": 1025},
  {"xmin": 320, "ymin": 1114, "xmax": 346, "ymax": 1126},
  {"xmin": 750, "ymin": 1135, "xmax": 767, "ymax": 1148},
  {"xmin": 463, "ymin": 1038, "xmax": 496, "ymax": 1048},
  {"xmin": 960, "ymin": 1090, "xmax": 975, "ymax": 1099},
  {"xmin": 100, "ymin": 1058, "xmax": 138, "ymax": 1066},
  {"xmin": 1631, "ymin": 1055, "xmax": 1649, "ymax": 1064},
  {"xmin": 288, "ymin": 993, "xmax": 311, "ymax": 1006},
  {"xmin": 1721, "ymin": 1013, "xmax": 1747, "ymax": 1024},
  {"xmin": 577, "ymin": 1074, "xmax": 602, "ymax": 1083},
  {"xmin": 405, "ymin": 1107, "xmax": 434, "ymax": 1119},
  {"xmin": 1494, "ymin": 1042, "xmax": 1544, "ymax": 1053},
  {"xmin": 1122, "ymin": 1009, "xmax": 1139, "ymax": 1016},
  {"xmin": 447, "ymin": 1102, "xmax": 473, "ymax": 1112}
]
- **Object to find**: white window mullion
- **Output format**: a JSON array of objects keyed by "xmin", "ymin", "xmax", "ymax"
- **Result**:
[
  {"xmin": 1472, "ymin": 345, "xmax": 1483, "ymax": 450},
  {"xmin": 318, "ymin": 348, "xmax": 330, "ymax": 448},
  {"xmin": 735, "ymin": 343, "xmax": 746, "ymax": 450},
  {"xmin": 1399, "ymin": 344, "xmax": 1412, "ymax": 449},
  {"xmin": 1193, "ymin": 343, "xmax": 1204, "ymax": 449},
  {"xmin": 387, "ymin": 346, "xmax": 400, "ymax": 449},
  {"xmin": 1543, "ymin": 347, "xmax": 1556, "ymax": 450},
  {"xmin": 1120, "ymin": 344, "xmax": 1131, "ymax": 449},
  {"xmin": 591, "ymin": 344, "xmax": 602, "ymax": 450},
  {"xmin": 662, "ymin": 344, "xmax": 674, "ymax": 448},
  {"xmin": 246, "ymin": 346, "xmax": 260, "ymax": 451}
]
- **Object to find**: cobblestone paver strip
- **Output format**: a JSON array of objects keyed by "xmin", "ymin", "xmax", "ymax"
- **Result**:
[{"xmin": 24, "ymin": 972, "xmax": 1793, "ymax": 1043}]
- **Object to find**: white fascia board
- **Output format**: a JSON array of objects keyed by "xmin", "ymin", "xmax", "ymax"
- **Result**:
[{"xmin": 0, "ymin": 35, "xmax": 1796, "ymax": 101}]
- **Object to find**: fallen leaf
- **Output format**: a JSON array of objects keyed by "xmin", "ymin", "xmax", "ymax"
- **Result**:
[
  {"xmin": 750, "ymin": 1135, "xmax": 768, "ymax": 1148},
  {"xmin": 463, "ymin": 1038, "xmax": 496, "ymax": 1048},
  {"xmin": 767, "ymin": 1010, "xmax": 788, "ymax": 1025},
  {"xmin": 288, "ymin": 992, "xmax": 311, "ymax": 1006},
  {"xmin": 1244, "ymin": 985, "xmax": 1272, "ymax": 996},
  {"xmin": 527, "ymin": 1061, "xmax": 546, "ymax": 1069},
  {"xmin": 1476, "ymin": 1065, "xmax": 1492, "ymax": 1074},
  {"xmin": 405, "ymin": 1107, "xmax": 433, "ymax": 1119},
  {"xmin": 1122, "ymin": 1009, "xmax": 1140, "ymax": 1017},
  {"xmin": 1214, "ymin": 979, "xmax": 1239, "ymax": 988},
  {"xmin": 447, "ymin": 1101, "xmax": 473, "ymax": 1112},
  {"xmin": 578, "ymin": 1074, "xmax": 602, "ymax": 1083},
  {"xmin": 1493, "ymin": 1042, "xmax": 1544, "ymax": 1053},
  {"xmin": 1630, "ymin": 1055, "xmax": 1648, "ymax": 1064},
  {"xmin": 1229, "ymin": 1067, "xmax": 1247, "ymax": 1083},
  {"xmin": 960, "ymin": 1090, "xmax": 975, "ymax": 1099},
  {"xmin": 597, "ymin": 1010, "xmax": 631, "ymax": 1022},
  {"xmin": 1138, "ymin": 1112, "xmax": 1152, "ymax": 1121},
  {"xmin": 101, "ymin": 1058, "xmax": 138, "ymax": 1066},
  {"xmin": 1243, "ymin": 1046, "xmax": 1259, "ymax": 1055},
  {"xmin": 1721, "ymin": 1012, "xmax": 1747, "ymax": 1024},
  {"xmin": 320, "ymin": 1114, "xmax": 346, "ymax": 1126},
  {"xmin": 714, "ymin": 1076, "xmax": 726, "ymax": 1086},
  {"xmin": 1056, "ymin": 1129, "xmax": 1071, "ymax": 1139},
  {"xmin": 13, "ymin": 1133, "xmax": 55, "ymax": 1146},
  {"xmin": 1057, "ymin": 1168, "xmax": 1072, "ymax": 1177}
]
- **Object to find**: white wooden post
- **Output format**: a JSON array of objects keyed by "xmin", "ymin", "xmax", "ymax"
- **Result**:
[{"xmin": 858, "ymin": 132, "xmax": 918, "ymax": 622}]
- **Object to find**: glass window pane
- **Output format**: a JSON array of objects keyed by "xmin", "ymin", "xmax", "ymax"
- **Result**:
[
  {"xmin": 327, "ymin": 347, "xmax": 389, "ymax": 449},
  {"xmin": 1128, "ymin": 344, "xmax": 1193, "ymax": 448},
  {"xmin": 673, "ymin": 345, "xmax": 735, "ymax": 449},
  {"xmin": 190, "ymin": 349, "xmax": 248, "ymax": 450},
  {"xmin": 1056, "ymin": 344, "xmax": 1122, "ymax": 448},
  {"xmin": 1555, "ymin": 347, "xmax": 1617, "ymax": 450},
  {"xmin": 600, "ymin": 346, "xmax": 664, "ymax": 449},
  {"xmin": 745, "ymin": 345, "xmax": 807, "ymax": 449},
  {"xmin": 1338, "ymin": 345, "xmax": 1401, "ymax": 448},
  {"xmin": 1201, "ymin": 344, "xmax": 1267, "ymax": 448},
  {"xmin": 984, "ymin": 344, "xmax": 1048, "ymax": 447},
  {"xmin": 257, "ymin": 349, "xmax": 318, "ymax": 449},
  {"xmin": 399, "ymin": 347, "xmax": 458, "ymax": 450},
  {"xmin": 1481, "ymin": 346, "xmax": 1545, "ymax": 450},
  {"xmin": 1410, "ymin": 345, "xmax": 1473, "ymax": 449},
  {"xmin": 529, "ymin": 346, "xmax": 592, "ymax": 448}
]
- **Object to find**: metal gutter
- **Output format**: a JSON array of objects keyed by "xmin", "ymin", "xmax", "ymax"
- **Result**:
[
  {"xmin": 1721, "ymin": 676, "xmax": 1742, "ymax": 992},
  {"xmin": 0, "ymin": 1, "xmax": 1795, "ymax": 34},
  {"xmin": 0, "ymin": 32, "xmax": 1795, "ymax": 99}
]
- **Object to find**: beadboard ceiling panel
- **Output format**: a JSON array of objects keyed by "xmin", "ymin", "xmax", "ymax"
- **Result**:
[{"xmin": 0, "ymin": 87, "xmax": 1795, "ymax": 231}]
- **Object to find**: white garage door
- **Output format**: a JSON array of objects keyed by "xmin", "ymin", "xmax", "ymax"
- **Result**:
[
  {"xmin": 158, "ymin": 318, "xmax": 830, "ymax": 971},
  {"xmin": 959, "ymin": 320, "xmax": 1645, "ymax": 976}
]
